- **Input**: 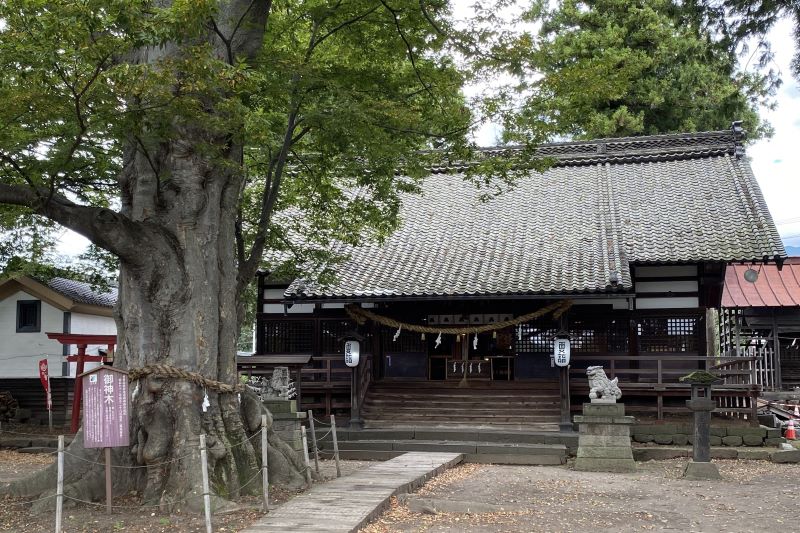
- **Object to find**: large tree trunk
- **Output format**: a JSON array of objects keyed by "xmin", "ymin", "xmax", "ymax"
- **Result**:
[{"xmin": 1, "ymin": 1, "xmax": 309, "ymax": 509}]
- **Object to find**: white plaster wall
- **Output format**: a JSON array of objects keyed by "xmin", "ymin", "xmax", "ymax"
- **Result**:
[
  {"xmin": 66, "ymin": 312, "xmax": 117, "ymax": 377},
  {"xmin": 0, "ymin": 289, "xmax": 65, "ymax": 378}
]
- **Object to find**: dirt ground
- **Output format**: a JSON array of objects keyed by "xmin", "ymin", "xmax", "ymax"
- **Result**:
[
  {"xmin": 362, "ymin": 459, "xmax": 800, "ymax": 533},
  {"xmin": 0, "ymin": 449, "xmax": 369, "ymax": 532}
]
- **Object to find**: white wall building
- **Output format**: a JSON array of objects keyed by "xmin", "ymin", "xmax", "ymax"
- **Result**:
[{"xmin": 0, "ymin": 276, "xmax": 117, "ymax": 378}]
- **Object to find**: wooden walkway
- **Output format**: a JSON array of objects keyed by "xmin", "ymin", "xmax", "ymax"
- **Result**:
[{"xmin": 243, "ymin": 452, "xmax": 464, "ymax": 533}]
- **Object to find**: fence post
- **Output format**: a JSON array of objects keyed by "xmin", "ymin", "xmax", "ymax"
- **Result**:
[
  {"xmin": 199, "ymin": 434, "xmax": 212, "ymax": 533},
  {"xmin": 261, "ymin": 415, "xmax": 269, "ymax": 512},
  {"xmin": 307, "ymin": 410, "xmax": 320, "ymax": 474},
  {"xmin": 300, "ymin": 426, "xmax": 312, "ymax": 486},
  {"xmin": 330, "ymin": 414, "xmax": 341, "ymax": 478},
  {"xmin": 55, "ymin": 435, "xmax": 64, "ymax": 533}
]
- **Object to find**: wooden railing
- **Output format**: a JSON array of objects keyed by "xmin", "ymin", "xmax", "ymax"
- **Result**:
[{"xmin": 570, "ymin": 353, "xmax": 760, "ymax": 421}]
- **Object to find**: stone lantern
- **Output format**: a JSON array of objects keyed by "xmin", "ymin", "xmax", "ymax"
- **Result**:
[{"xmin": 680, "ymin": 370, "xmax": 723, "ymax": 480}]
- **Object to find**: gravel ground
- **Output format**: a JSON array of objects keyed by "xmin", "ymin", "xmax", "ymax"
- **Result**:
[
  {"xmin": 362, "ymin": 459, "xmax": 800, "ymax": 533},
  {"xmin": 0, "ymin": 453, "xmax": 370, "ymax": 532}
]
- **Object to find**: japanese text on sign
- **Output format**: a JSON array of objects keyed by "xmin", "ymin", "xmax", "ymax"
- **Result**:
[
  {"xmin": 554, "ymin": 338, "xmax": 571, "ymax": 367},
  {"xmin": 82, "ymin": 368, "xmax": 130, "ymax": 448}
]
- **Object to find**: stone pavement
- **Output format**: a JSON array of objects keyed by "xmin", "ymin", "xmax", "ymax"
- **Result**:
[{"xmin": 243, "ymin": 452, "xmax": 464, "ymax": 533}]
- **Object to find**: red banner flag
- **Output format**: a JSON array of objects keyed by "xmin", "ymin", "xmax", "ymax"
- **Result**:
[{"xmin": 38, "ymin": 358, "xmax": 51, "ymax": 410}]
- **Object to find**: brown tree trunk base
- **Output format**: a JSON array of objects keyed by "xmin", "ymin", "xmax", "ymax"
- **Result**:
[{"xmin": 0, "ymin": 390, "xmax": 306, "ymax": 514}]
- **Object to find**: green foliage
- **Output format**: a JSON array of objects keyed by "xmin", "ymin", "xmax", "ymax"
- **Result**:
[{"xmin": 512, "ymin": 0, "xmax": 775, "ymax": 139}]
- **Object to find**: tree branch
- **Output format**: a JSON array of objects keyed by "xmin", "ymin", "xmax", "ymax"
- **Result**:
[{"xmin": 0, "ymin": 183, "xmax": 155, "ymax": 265}]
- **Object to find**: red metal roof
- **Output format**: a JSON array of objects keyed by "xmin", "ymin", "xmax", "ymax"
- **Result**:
[{"xmin": 723, "ymin": 258, "xmax": 800, "ymax": 307}]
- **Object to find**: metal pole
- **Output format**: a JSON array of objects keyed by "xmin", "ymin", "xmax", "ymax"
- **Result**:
[
  {"xmin": 307, "ymin": 410, "xmax": 320, "ymax": 474},
  {"xmin": 105, "ymin": 447, "xmax": 112, "ymax": 515},
  {"xmin": 261, "ymin": 415, "xmax": 269, "ymax": 512},
  {"xmin": 199, "ymin": 434, "xmax": 213, "ymax": 533},
  {"xmin": 330, "ymin": 415, "xmax": 341, "ymax": 478},
  {"xmin": 55, "ymin": 435, "xmax": 64, "ymax": 533},
  {"xmin": 300, "ymin": 426, "xmax": 312, "ymax": 486}
]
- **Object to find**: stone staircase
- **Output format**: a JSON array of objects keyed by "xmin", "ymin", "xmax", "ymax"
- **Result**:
[
  {"xmin": 313, "ymin": 427, "xmax": 576, "ymax": 465},
  {"xmin": 360, "ymin": 380, "xmax": 562, "ymax": 430}
]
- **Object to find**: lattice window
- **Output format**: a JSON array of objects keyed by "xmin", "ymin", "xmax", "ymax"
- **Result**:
[
  {"xmin": 515, "ymin": 321, "xmax": 558, "ymax": 354},
  {"xmin": 320, "ymin": 319, "xmax": 373, "ymax": 354},
  {"xmin": 261, "ymin": 320, "xmax": 313, "ymax": 354},
  {"xmin": 638, "ymin": 316, "xmax": 699, "ymax": 353},
  {"xmin": 569, "ymin": 317, "xmax": 629, "ymax": 353},
  {"xmin": 381, "ymin": 325, "xmax": 426, "ymax": 353}
]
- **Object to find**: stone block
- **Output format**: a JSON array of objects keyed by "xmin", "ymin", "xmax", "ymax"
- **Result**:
[
  {"xmin": 263, "ymin": 399, "xmax": 296, "ymax": 414},
  {"xmin": 765, "ymin": 428, "xmax": 783, "ymax": 439},
  {"xmin": 580, "ymin": 424, "xmax": 631, "ymax": 437},
  {"xmin": 574, "ymin": 415, "xmax": 634, "ymax": 425},
  {"xmin": 726, "ymin": 427, "xmax": 767, "ymax": 438},
  {"xmin": 687, "ymin": 435, "xmax": 694, "ymax": 445},
  {"xmin": 633, "ymin": 434, "xmax": 654, "ymax": 443},
  {"xmin": 465, "ymin": 454, "xmax": 564, "ymax": 465},
  {"xmin": 710, "ymin": 436, "xmax": 722, "ymax": 446},
  {"xmin": 683, "ymin": 461, "xmax": 721, "ymax": 480},
  {"xmin": 765, "ymin": 437, "xmax": 787, "ymax": 447},
  {"xmin": 576, "ymin": 446, "xmax": 634, "ymax": 460},
  {"xmin": 742, "ymin": 435, "xmax": 764, "ymax": 447},
  {"xmin": 582, "ymin": 403, "xmax": 626, "ymax": 417},
  {"xmin": 759, "ymin": 413, "xmax": 779, "ymax": 427},
  {"xmin": 770, "ymin": 450, "xmax": 800, "ymax": 463},
  {"xmin": 634, "ymin": 424, "xmax": 676, "ymax": 435},
  {"xmin": 633, "ymin": 448, "xmax": 688, "ymax": 461},
  {"xmin": 737, "ymin": 449, "xmax": 771, "ymax": 460},
  {"xmin": 0, "ymin": 437, "xmax": 32, "ymax": 448},
  {"xmin": 710, "ymin": 427, "xmax": 727, "ymax": 437},
  {"xmin": 672, "ymin": 434, "xmax": 689, "ymax": 446},
  {"xmin": 653, "ymin": 435, "xmax": 673, "ymax": 445},
  {"xmin": 722, "ymin": 435, "xmax": 743, "ymax": 446},
  {"xmin": 573, "ymin": 457, "xmax": 636, "ymax": 473},
  {"xmin": 579, "ymin": 435, "xmax": 633, "ymax": 447},
  {"xmin": 710, "ymin": 448, "xmax": 737, "ymax": 459}
]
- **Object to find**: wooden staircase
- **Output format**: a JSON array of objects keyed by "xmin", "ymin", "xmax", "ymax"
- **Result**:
[{"xmin": 361, "ymin": 380, "xmax": 562, "ymax": 430}]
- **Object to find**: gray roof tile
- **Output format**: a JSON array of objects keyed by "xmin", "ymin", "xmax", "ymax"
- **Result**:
[
  {"xmin": 286, "ymin": 129, "xmax": 786, "ymax": 300},
  {"xmin": 47, "ymin": 277, "xmax": 117, "ymax": 308}
]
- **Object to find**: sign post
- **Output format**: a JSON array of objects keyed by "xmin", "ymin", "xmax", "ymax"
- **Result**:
[
  {"xmin": 38, "ymin": 359, "xmax": 52, "ymax": 431},
  {"xmin": 79, "ymin": 366, "xmax": 130, "ymax": 515}
]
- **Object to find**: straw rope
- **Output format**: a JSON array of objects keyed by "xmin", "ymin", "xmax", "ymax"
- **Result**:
[
  {"xmin": 345, "ymin": 299, "xmax": 572, "ymax": 335},
  {"xmin": 128, "ymin": 365, "xmax": 244, "ymax": 393}
]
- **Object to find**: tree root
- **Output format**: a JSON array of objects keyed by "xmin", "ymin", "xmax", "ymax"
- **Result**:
[{"xmin": 1, "ymin": 389, "xmax": 309, "ymax": 513}]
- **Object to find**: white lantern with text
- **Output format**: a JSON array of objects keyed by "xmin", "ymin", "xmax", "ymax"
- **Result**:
[
  {"xmin": 554, "ymin": 337, "xmax": 571, "ymax": 367},
  {"xmin": 344, "ymin": 340, "xmax": 360, "ymax": 367}
]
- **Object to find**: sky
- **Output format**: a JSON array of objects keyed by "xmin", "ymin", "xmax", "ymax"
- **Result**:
[{"xmin": 55, "ymin": 13, "xmax": 800, "ymax": 257}]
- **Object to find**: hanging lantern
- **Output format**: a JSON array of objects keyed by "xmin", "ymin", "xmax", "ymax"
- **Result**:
[
  {"xmin": 344, "ymin": 340, "xmax": 360, "ymax": 367},
  {"xmin": 553, "ymin": 336, "xmax": 571, "ymax": 367}
]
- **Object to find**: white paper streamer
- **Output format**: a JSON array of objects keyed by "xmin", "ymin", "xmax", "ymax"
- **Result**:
[
  {"xmin": 473, "ymin": 333, "xmax": 478, "ymax": 350},
  {"xmin": 435, "ymin": 332, "xmax": 442, "ymax": 348},
  {"xmin": 393, "ymin": 325, "xmax": 402, "ymax": 342},
  {"xmin": 202, "ymin": 390, "xmax": 210, "ymax": 412}
]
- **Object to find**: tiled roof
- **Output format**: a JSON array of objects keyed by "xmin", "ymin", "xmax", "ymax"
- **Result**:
[
  {"xmin": 47, "ymin": 277, "xmax": 117, "ymax": 308},
  {"xmin": 722, "ymin": 258, "xmax": 800, "ymax": 308},
  {"xmin": 286, "ymin": 128, "xmax": 786, "ymax": 300}
]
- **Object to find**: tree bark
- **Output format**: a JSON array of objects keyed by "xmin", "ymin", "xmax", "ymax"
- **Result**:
[{"xmin": 1, "ymin": 0, "xmax": 309, "ymax": 510}]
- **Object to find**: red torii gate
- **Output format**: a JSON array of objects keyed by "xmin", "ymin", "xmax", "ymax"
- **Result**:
[{"xmin": 46, "ymin": 333, "xmax": 117, "ymax": 433}]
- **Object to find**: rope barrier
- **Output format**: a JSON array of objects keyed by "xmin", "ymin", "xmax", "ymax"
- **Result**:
[
  {"xmin": 345, "ymin": 300, "xmax": 572, "ymax": 335},
  {"xmin": 0, "ymin": 428, "xmax": 69, "ymax": 438},
  {"xmin": 63, "ymin": 450, "xmax": 196, "ymax": 469},
  {"xmin": 1, "ymin": 494, "xmax": 57, "ymax": 506},
  {"xmin": 128, "ymin": 365, "xmax": 244, "ymax": 393}
]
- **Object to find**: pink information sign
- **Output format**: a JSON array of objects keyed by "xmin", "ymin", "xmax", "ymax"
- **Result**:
[{"xmin": 80, "ymin": 367, "xmax": 130, "ymax": 448}]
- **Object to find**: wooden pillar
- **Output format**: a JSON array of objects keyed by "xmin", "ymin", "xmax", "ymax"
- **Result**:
[
  {"xmin": 70, "ymin": 344, "xmax": 88, "ymax": 433},
  {"xmin": 558, "ymin": 365, "xmax": 572, "ymax": 432},
  {"xmin": 772, "ymin": 309, "xmax": 783, "ymax": 390},
  {"xmin": 349, "ymin": 364, "xmax": 363, "ymax": 429}
]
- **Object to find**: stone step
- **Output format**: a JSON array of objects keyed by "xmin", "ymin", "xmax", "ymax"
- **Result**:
[{"xmin": 324, "ymin": 440, "xmax": 567, "ymax": 464}]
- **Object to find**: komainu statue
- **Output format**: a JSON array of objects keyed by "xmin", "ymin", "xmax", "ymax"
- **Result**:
[
  {"xmin": 586, "ymin": 366, "xmax": 622, "ymax": 402},
  {"xmin": 246, "ymin": 367, "xmax": 296, "ymax": 400}
]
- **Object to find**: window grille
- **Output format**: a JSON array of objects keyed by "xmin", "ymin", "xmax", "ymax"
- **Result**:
[
  {"xmin": 381, "ymin": 325, "xmax": 426, "ymax": 353},
  {"xmin": 569, "ymin": 317, "xmax": 629, "ymax": 353},
  {"xmin": 638, "ymin": 316, "xmax": 699, "ymax": 353},
  {"xmin": 261, "ymin": 320, "xmax": 313, "ymax": 354}
]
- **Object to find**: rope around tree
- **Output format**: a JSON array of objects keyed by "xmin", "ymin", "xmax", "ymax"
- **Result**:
[
  {"xmin": 345, "ymin": 299, "xmax": 572, "ymax": 335},
  {"xmin": 127, "ymin": 365, "xmax": 244, "ymax": 394}
]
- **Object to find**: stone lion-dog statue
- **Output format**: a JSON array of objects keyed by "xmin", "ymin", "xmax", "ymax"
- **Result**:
[{"xmin": 586, "ymin": 366, "xmax": 622, "ymax": 402}]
